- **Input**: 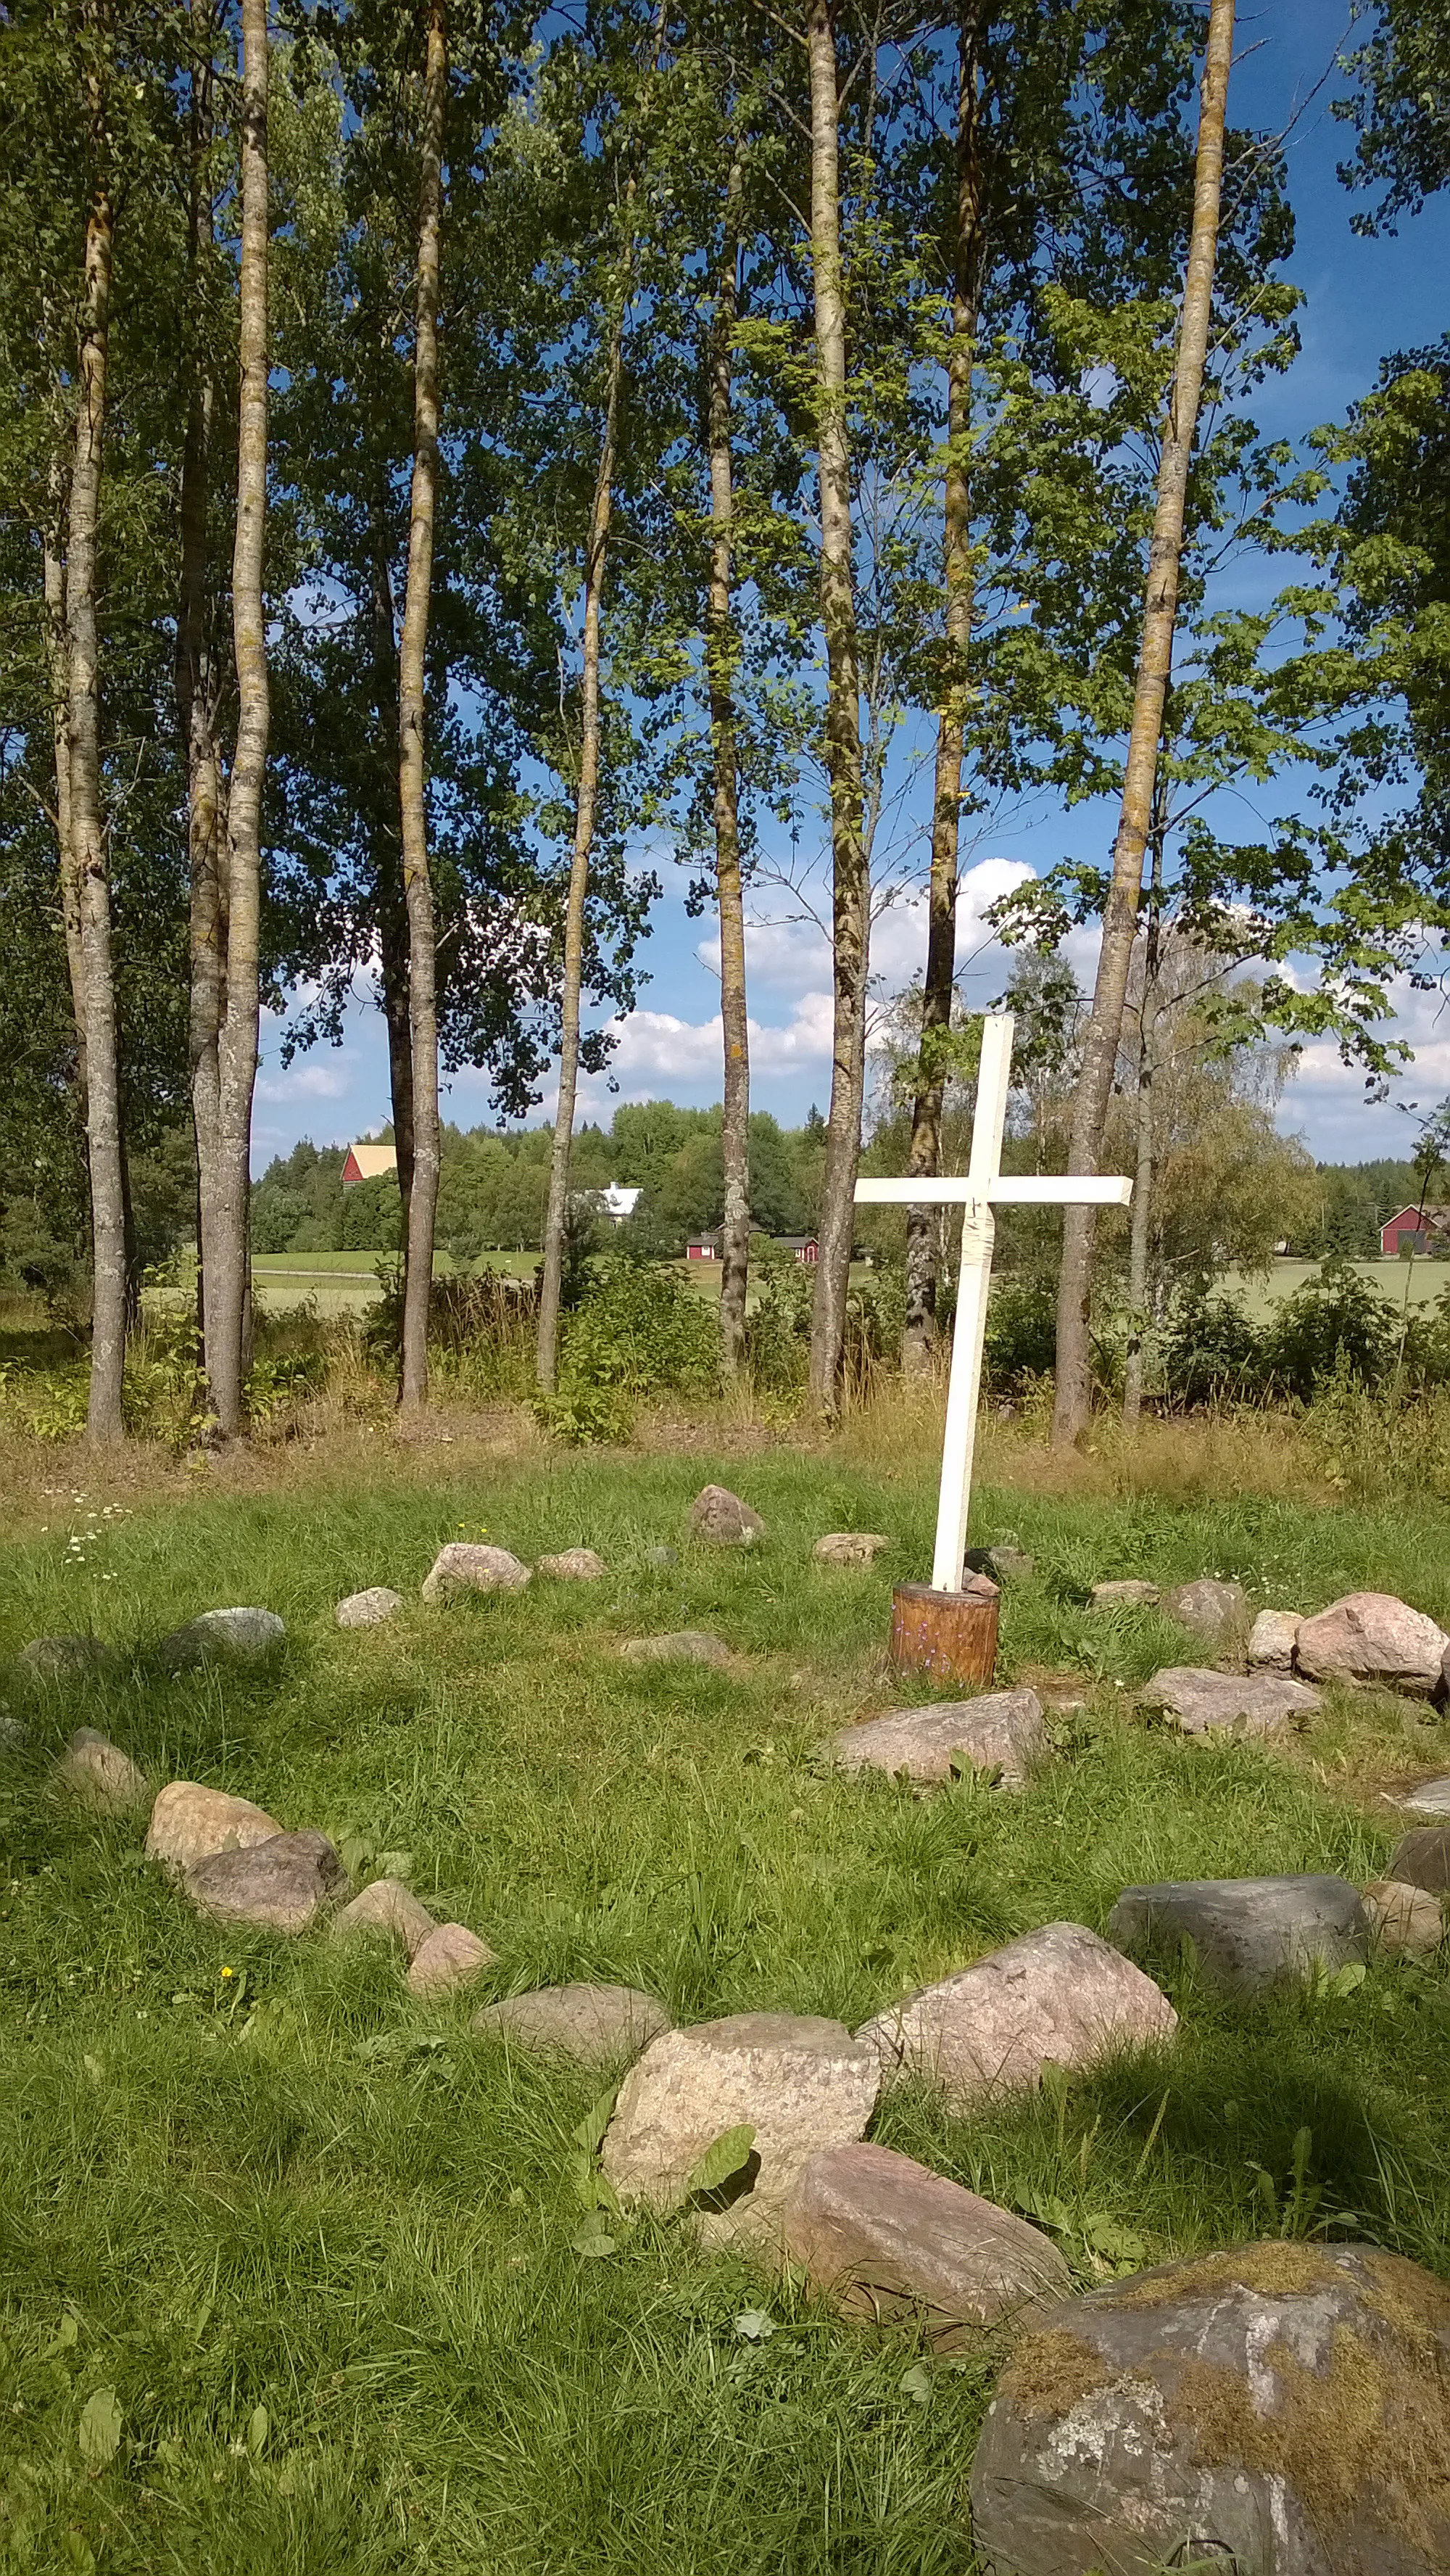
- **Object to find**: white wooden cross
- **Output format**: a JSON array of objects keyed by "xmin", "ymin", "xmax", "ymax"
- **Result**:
[{"xmin": 856, "ymin": 1012, "xmax": 1132, "ymax": 1594}]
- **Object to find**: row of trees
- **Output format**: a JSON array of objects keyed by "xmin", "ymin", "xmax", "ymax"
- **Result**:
[{"xmin": 4, "ymin": 0, "xmax": 1449, "ymax": 1443}]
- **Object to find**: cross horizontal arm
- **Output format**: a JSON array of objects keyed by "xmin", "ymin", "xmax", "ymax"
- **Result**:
[{"xmin": 854, "ymin": 1176, "xmax": 1132, "ymax": 1208}]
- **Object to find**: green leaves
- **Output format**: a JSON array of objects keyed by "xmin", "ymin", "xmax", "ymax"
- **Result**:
[
  {"xmin": 684, "ymin": 2123, "xmax": 755, "ymax": 2201},
  {"xmin": 77, "ymin": 2384, "xmax": 123, "ymax": 2471}
]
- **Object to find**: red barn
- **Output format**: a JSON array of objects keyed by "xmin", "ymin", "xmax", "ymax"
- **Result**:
[
  {"xmin": 686, "ymin": 1235, "xmax": 718, "ymax": 1261},
  {"xmin": 1380, "ymin": 1205, "xmax": 1450, "ymax": 1256},
  {"xmin": 341, "ymin": 1142, "xmax": 397, "ymax": 1192},
  {"xmin": 777, "ymin": 1235, "xmax": 819, "ymax": 1265}
]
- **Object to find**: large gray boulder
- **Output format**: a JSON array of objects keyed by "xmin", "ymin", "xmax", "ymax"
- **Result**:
[
  {"xmin": 781, "ymin": 2141, "xmax": 1069, "ymax": 2348},
  {"xmin": 473, "ymin": 1982, "xmax": 670, "ymax": 2067},
  {"xmin": 146, "ymin": 1781, "xmax": 282, "ymax": 1877},
  {"xmin": 182, "ymin": 1828, "xmax": 347, "ymax": 1933},
  {"xmin": 601, "ymin": 2012, "xmax": 879, "ymax": 2250},
  {"xmin": 420, "ymin": 1544, "xmax": 530, "ymax": 1605},
  {"xmin": 1140, "ymin": 1666, "xmax": 1320, "ymax": 1739},
  {"xmin": 969, "ymin": 2240, "xmax": 1450, "ymax": 2576},
  {"xmin": 1293, "ymin": 1590, "xmax": 1449, "ymax": 1696},
  {"xmin": 1161, "ymin": 1577, "xmax": 1248, "ymax": 1643},
  {"xmin": 17, "ymin": 1634, "xmax": 117, "ymax": 1685},
  {"xmin": 331, "ymin": 1875, "xmax": 436, "ymax": 1958},
  {"xmin": 828, "ymin": 1688, "xmax": 1049, "ymax": 1789},
  {"xmin": 1387, "ymin": 1824, "xmax": 1450, "ymax": 1895},
  {"xmin": 687, "ymin": 1485, "xmax": 766, "ymax": 1546},
  {"xmin": 158, "ymin": 1607, "xmax": 285, "ymax": 1669},
  {"xmin": 335, "ymin": 1587, "xmax": 403, "ymax": 1630},
  {"xmin": 51, "ymin": 1727, "xmax": 149, "ymax": 1815},
  {"xmin": 858, "ymin": 1925, "xmax": 1177, "ymax": 2113},
  {"xmin": 1108, "ymin": 1874, "xmax": 1368, "ymax": 1997},
  {"xmin": 1401, "ymin": 1774, "xmax": 1450, "ymax": 1818}
]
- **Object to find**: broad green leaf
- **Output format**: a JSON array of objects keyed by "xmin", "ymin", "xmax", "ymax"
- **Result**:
[
  {"xmin": 899, "ymin": 2362, "xmax": 933, "ymax": 2406},
  {"xmin": 1329, "ymin": 1961, "xmax": 1367, "ymax": 1998},
  {"xmin": 732, "ymin": 2309, "xmax": 774, "ymax": 2342},
  {"xmin": 684, "ymin": 2123, "xmax": 756, "ymax": 2199},
  {"xmin": 1081, "ymin": 2213, "xmax": 1147, "ymax": 2265},
  {"xmin": 573, "ymin": 2088, "xmax": 618, "ymax": 2156},
  {"xmin": 246, "ymin": 2403, "xmax": 269, "ymax": 2459},
  {"xmin": 571, "ymin": 2224, "xmax": 618, "ymax": 2258},
  {"xmin": 62, "ymin": 2530, "xmax": 96, "ymax": 2573},
  {"xmin": 78, "ymin": 2384, "xmax": 123, "ymax": 2470}
]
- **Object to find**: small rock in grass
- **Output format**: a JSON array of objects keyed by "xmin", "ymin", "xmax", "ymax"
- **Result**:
[
  {"xmin": 1362, "ymin": 1878, "xmax": 1443, "ymax": 1962},
  {"xmin": 858, "ymin": 1924, "xmax": 1176, "ymax": 2113},
  {"xmin": 645, "ymin": 1545, "xmax": 679, "ymax": 1569},
  {"xmin": 406, "ymin": 1922, "xmax": 495, "ymax": 1998},
  {"xmin": 535, "ymin": 1549, "xmax": 608, "ymax": 1581},
  {"xmin": 1140, "ymin": 1666, "xmax": 1320, "ymax": 1738},
  {"xmin": 1088, "ymin": 1579, "xmax": 1159, "ymax": 1610},
  {"xmin": 52, "ymin": 1727, "xmax": 149, "ymax": 1814},
  {"xmin": 601, "ymin": 2012, "xmax": 879, "ymax": 2252},
  {"xmin": 0, "ymin": 1713, "xmax": 26, "ymax": 1750},
  {"xmin": 812, "ymin": 1532, "xmax": 890, "ymax": 1567},
  {"xmin": 620, "ymin": 1630, "xmax": 731, "ymax": 1667},
  {"xmin": 966, "ymin": 1544, "xmax": 1035, "ymax": 1583},
  {"xmin": 17, "ymin": 1635, "xmax": 117, "ymax": 1685},
  {"xmin": 969, "ymin": 2241, "xmax": 1450, "ymax": 2576},
  {"xmin": 1161, "ymin": 1576, "xmax": 1247, "ymax": 1643},
  {"xmin": 420, "ymin": 1544, "xmax": 530, "ymax": 1605},
  {"xmin": 687, "ymin": 1484, "xmax": 766, "ymax": 1547},
  {"xmin": 1248, "ymin": 1607, "xmax": 1303, "ymax": 1672},
  {"xmin": 158, "ymin": 1607, "xmax": 286, "ymax": 1671},
  {"xmin": 1387, "ymin": 1823, "xmax": 1450, "ymax": 1895},
  {"xmin": 336, "ymin": 1587, "xmax": 403, "ymax": 1629},
  {"xmin": 1400, "ymin": 1773, "xmax": 1450, "ymax": 1817},
  {"xmin": 781, "ymin": 2140, "xmax": 1070, "ymax": 2347},
  {"xmin": 146, "ymin": 1781, "xmax": 283, "ymax": 1876},
  {"xmin": 183, "ymin": 1828, "xmax": 348, "ymax": 1934},
  {"xmin": 332, "ymin": 1876, "xmax": 436, "ymax": 1959},
  {"xmin": 1108, "ymin": 1873, "xmax": 1368, "ymax": 1997},
  {"xmin": 1294, "ymin": 1590, "xmax": 1449, "ymax": 1696},
  {"xmin": 829, "ymin": 1688, "xmax": 1048, "ymax": 1789},
  {"xmin": 474, "ymin": 1982, "xmax": 671, "ymax": 2067}
]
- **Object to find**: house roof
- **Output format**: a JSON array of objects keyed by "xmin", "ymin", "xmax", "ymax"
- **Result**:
[
  {"xmin": 345, "ymin": 1142, "xmax": 397, "ymax": 1179},
  {"xmin": 776, "ymin": 1234, "xmax": 818, "ymax": 1247},
  {"xmin": 600, "ymin": 1183, "xmax": 642, "ymax": 1218},
  {"xmin": 1384, "ymin": 1204, "xmax": 1450, "ymax": 1228}
]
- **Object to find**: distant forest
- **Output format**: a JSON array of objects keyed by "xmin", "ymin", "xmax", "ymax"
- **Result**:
[{"xmin": 250, "ymin": 1112, "xmax": 1437, "ymax": 1267}]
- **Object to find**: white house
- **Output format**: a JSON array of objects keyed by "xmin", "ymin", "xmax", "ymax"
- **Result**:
[{"xmin": 599, "ymin": 1184, "xmax": 642, "ymax": 1224}]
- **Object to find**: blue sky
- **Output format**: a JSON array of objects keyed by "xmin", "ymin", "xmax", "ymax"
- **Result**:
[{"xmin": 254, "ymin": 1, "xmax": 1450, "ymax": 1173}]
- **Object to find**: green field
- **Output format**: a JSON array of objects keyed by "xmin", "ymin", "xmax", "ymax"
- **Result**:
[{"xmin": 2, "ymin": 1424, "xmax": 1448, "ymax": 2572}]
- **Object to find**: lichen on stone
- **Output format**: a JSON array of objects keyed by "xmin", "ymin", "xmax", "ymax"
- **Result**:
[{"xmin": 998, "ymin": 2327, "xmax": 1109, "ymax": 2420}]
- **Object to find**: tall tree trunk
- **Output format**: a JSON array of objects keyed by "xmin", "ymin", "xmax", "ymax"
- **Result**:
[
  {"xmin": 67, "ymin": 51, "xmax": 125, "ymax": 1446},
  {"xmin": 368, "ymin": 523, "xmax": 414, "ymax": 1234},
  {"xmin": 397, "ymin": 0, "xmax": 447, "ymax": 1413},
  {"xmin": 208, "ymin": 0, "xmax": 269, "ymax": 1440},
  {"xmin": 1051, "ymin": 0, "xmax": 1233, "ymax": 1445},
  {"xmin": 536, "ymin": 314, "xmax": 624, "ymax": 1391},
  {"xmin": 805, "ymin": 0, "xmax": 867, "ymax": 1420},
  {"xmin": 178, "ymin": 0, "xmax": 223, "ymax": 1408},
  {"xmin": 903, "ymin": 2, "xmax": 982, "ymax": 1374},
  {"xmin": 709, "ymin": 158, "xmax": 750, "ymax": 1379},
  {"xmin": 43, "ymin": 463, "xmax": 85, "ymax": 1099},
  {"xmin": 1121, "ymin": 817, "xmax": 1165, "ymax": 1430}
]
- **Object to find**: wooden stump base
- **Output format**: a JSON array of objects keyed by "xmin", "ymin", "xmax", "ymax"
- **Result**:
[{"xmin": 890, "ymin": 1576, "xmax": 1000, "ymax": 1688}]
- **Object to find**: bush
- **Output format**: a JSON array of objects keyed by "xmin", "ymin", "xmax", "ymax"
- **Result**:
[
  {"xmin": 984, "ymin": 1279, "xmax": 1058, "ymax": 1395},
  {"xmin": 557, "ymin": 1257, "xmax": 718, "ymax": 1399},
  {"xmin": 1261, "ymin": 1258, "xmax": 1400, "ymax": 1401},
  {"xmin": 1161, "ymin": 1291, "xmax": 1269, "ymax": 1407},
  {"xmin": 745, "ymin": 1252, "xmax": 814, "ymax": 1391}
]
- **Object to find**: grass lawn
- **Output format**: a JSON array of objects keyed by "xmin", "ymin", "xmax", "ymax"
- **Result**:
[{"xmin": 2, "ymin": 1421, "xmax": 1449, "ymax": 2572}]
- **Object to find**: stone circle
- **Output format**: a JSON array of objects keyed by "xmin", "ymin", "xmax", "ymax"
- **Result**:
[
  {"xmin": 812, "ymin": 1532, "xmax": 890, "ymax": 1566},
  {"xmin": 406, "ymin": 1921, "xmax": 495, "ymax": 1997},
  {"xmin": 1247, "ymin": 1607, "xmax": 1302, "ymax": 1671},
  {"xmin": 332, "ymin": 1875, "xmax": 436, "ymax": 1958},
  {"xmin": 1107, "ymin": 1873, "xmax": 1368, "ymax": 1996},
  {"xmin": 619, "ymin": 1630, "xmax": 731, "ymax": 1667},
  {"xmin": 158, "ymin": 1607, "xmax": 286, "ymax": 1669},
  {"xmin": 420, "ymin": 1544, "xmax": 530, "ymax": 1604},
  {"xmin": 857, "ymin": 1923, "xmax": 1177, "ymax": 2112},
  {"xmin": 1140, "ymin": 1666, "xmax": 1321, "ymax": 1738},
  {"xmin": 182, "ymin": 1828, "xmax": 348, "ymax": 1934},
  {"xmin": 969, "ymin": 2240, "xmax": 1450, "ymax": 2576},
  {"xmin": 687, "ymin": 1485, "xmax": 765, "ymax": 1546},
  {"xmin": 827, "ymin": 1688, "xmax": 1048, "ymax": 1788},
  {"xmin": 535, "ymin": 1549, "xmax": 608, "ymax": 1581},
  {"xmin": 1161, "ymin": 1576, "xmax": 1248, "ymax": 1642},
  {"xmin": 52, "ymin": 1727, "xmax": 149, "ymax": 1814},
  {"xmin": 473, "ymin": 1982, "xmax": 671, "ymax": 2067},
  {"xmin": 780, "ymin": 2140, "xmax": 1070, "ymax": 2346},
  {"xmin": 600, "ymin": 2011, "xmax": 879, "ymax": 2250},
  {"xmin": 146, "ymin": 1782, "xmax": 283, "ymax": 1876},
  {"xmin": 1293, "ymin": 1590, "xmax": 1449, "ymax": 1696},
  {"xmin": 336, "ymin": 1587, "xmax": 403, "ymax": 1629}
]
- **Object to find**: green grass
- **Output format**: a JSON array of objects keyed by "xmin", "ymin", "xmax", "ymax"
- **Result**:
[{"xmin": 2, "ymin": 1444, "xmax": 1449, "ymax": 2572}]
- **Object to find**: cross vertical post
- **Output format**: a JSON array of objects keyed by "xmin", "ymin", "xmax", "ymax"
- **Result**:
[{"xmin": 932, "ymin": 1011, "xmax": 1013, "ymax": 1592}]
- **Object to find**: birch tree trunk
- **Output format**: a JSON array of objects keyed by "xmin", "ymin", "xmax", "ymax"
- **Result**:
[
  {"xmin": 67, "ymin": 57, "xmax": 125, "ymax": 1446},
  {"xmin": 43, "ymin": 463, "xmax": 85, "ymax": 1099},
  {"xmin": 536, "ymin": 317, "xmax": 624, "ymax": 1392},
  {"xmin": 397, "ymin": 0, "xmax": 447, "ymax": 1413},
  {"xmin": 1051, "ymin": 0, "xmax": 1234, "ymax": 1445},
  {"xmin": 805, "ymin": 0, "xmax": 867, "ymax": 1419},
  {"xmin": 903, "ymin": 1, "xmax": 982, "ymax": 1373},
  {"xmin": 708, "ymin": 160, "xmax": 750, "ymax": 1378},
  {"xmin": 208, "ymin": 0, "xmax": 270, "ymax": 1440},
  {"xmin": 365, "ymin": 525, "xmax": 413, "ymax": 1234},
  {"xmin": 1121, "ymin": 823, "xmax": 1164, "ymax": 1430},
  {"xmin": 178, "ymin": 0, "xmax": 224, "ymax": 1405}
]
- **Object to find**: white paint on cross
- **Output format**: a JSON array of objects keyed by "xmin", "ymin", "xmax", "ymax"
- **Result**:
[{"xmin": 856, "ymin": 1012, "xmax": 1132, "ymax": 1594}]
